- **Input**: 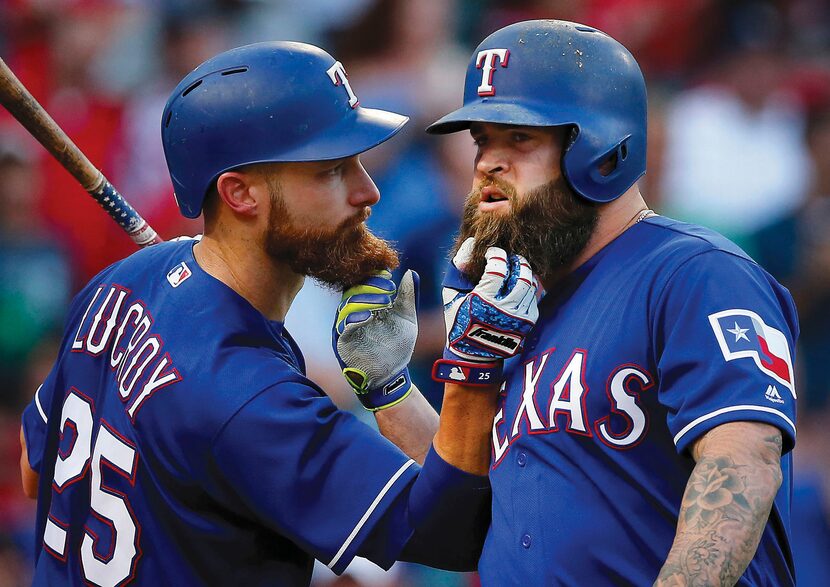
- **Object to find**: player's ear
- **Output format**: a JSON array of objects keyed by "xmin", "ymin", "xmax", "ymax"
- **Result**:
[{"xmin": 215, "ymin": 170, "xmax": 260, "ymax": 217}]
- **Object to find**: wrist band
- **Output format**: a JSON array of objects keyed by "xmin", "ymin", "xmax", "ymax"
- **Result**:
[
  {"xmin": 431, "ymin": 359, "xmax": 502, "ymax": 386},
  {"xmin": 344, "ymin": 367, "xmax": 414, "ymax": 412}
]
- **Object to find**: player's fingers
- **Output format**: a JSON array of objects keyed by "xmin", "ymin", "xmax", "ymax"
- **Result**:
[
  {"xmin": 337, "ymin": 310, "xmax": 374, "ymax": 335},
  {"xmin": 391, "ymin": 270, "xmax": 419, "ymax": 325},
  {"xmin": 516, "ymin": 280, "xmax": 539, "ymax": 318},
  {"xmin": 341, "ymin": 272, "xmax": 395, "ymax": 299},
  {"xmin": 475, "ymin": 247, "xmax": 509, "ymax": 297},
  {"xmin": 500, "ymin": 255, "xmax": 535, "ymax": 307},
  {"xmin": 452, "ymin": 237, "xmax": 476, "ymax": 271},
  {"xmin": 336, "ymin": 293, "xmax": 393, "ymax": 329}
]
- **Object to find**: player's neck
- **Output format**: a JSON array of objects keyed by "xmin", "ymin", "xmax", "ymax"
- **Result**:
[
  {"xmin": 193, "ymin": 233, "xmax": 303, "ymax": 322},
  {"xmin": 542, "ymin": 186, "xmax": 648, "ymax": 291}
]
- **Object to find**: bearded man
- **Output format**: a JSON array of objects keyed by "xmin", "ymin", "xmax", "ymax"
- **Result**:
[
  {"xmin": 427, "ymin": 20, "xmax": 799, "ymax": 586},
  {"xmin": 17, "ymin": 42, "xmax": 540, "ymax": 586}
]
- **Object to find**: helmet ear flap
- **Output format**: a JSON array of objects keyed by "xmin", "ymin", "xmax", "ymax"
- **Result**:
[
  {"xmin": 563, "ymin": 130, "xmax": 642, "ymax": 204},
  {"xmin": 588, "ymin": 135, "xmax": 631, "ymax": 185}
]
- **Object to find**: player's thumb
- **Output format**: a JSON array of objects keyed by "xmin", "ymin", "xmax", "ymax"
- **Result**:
[{"xmin": 392, "ymin": 269, "xmax": 419, "ymax": 326}]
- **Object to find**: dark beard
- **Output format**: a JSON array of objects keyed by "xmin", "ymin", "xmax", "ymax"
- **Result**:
[
  {"xmin": 264, "ymin": 183, "xmax": 399, "ymax": 290},
  {"xmin": 453, "ymin": 176, "xmax": 598, "ymax": 284}
]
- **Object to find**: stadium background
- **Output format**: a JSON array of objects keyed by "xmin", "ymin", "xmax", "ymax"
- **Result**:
[{"xmin": 0, "ymin": 0, "xmax": 828, "ymax": 585}]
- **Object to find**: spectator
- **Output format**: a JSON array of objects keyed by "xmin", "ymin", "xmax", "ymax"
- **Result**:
[
  {"xmin": 659, "ymin": 43, "xmax": 811, "ymax": 252},
  {"xmin": 0, "ymin": 138, "xmax": 70, "ymax": 406}
]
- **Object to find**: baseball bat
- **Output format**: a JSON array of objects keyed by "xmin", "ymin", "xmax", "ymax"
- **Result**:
[{"xmin": 0, "ymin": 57, "xmax": 162, "ymax": 247}]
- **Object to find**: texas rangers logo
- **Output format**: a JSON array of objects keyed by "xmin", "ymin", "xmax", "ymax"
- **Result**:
[
  {"xmin": 326, "ymin": 61, "xmax": 359, "ymax": 108},
  {"xmin": 708, "ymin": 309, "xmax": 795, "ymax": 397},
  {"xmin": 476, "ymin": 48, "xmax": 509, "ymax": 96},
  {"xmin": 166, "ymin": 262, "xmax": 192, "ymax": 288}
]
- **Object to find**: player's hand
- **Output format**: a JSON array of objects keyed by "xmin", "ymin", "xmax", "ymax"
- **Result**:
[
  {"xmin": 332, "ymin": 270, "xmax": 419, "ymax": 411},
  {"xmin": 442, "ymin": 236, "xmax": 477, "ymax": 294},
  {"xmin": 433, "ymin": 247, "xmax": 539, "ymax": 386}
]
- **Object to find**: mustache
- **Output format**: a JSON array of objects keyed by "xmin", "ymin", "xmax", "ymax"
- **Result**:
[
  {"xmin": 342, "ymin": 207, "xmax": 371, "ymax": 229},
  {"xmin": 472, "ymin": 176, "xmax": 519, "ymax": 202}
]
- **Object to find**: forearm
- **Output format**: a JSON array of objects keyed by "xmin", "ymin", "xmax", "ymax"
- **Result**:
[
  {"xmin": 433, "ymin": 382, "xmax": 500, "ymax": 475},
  {"xmin": 374, "ymin": 385, "xmax": 438, "ymax": 464},
  {"xmin": 654, "ymin": 422, "xmax": 783, "ymax": 586}
]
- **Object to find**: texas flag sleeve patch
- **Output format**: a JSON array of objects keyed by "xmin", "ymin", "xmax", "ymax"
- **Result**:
[{"xmin": 708, "ymin": 309, "xmax": 795, "ymax": 397}]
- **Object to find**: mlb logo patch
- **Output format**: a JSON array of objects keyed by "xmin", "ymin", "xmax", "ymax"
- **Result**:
[
  {"xmin": 708, "ymin": 309, "xmax": 795, "ymax": 397},
  {"xmin": 166, "ymin": 262, "xmax": 192, "ymax": 288},
  {"xmin": 432, "ymin": 362, "xmax": 471, "ymax": 382}
]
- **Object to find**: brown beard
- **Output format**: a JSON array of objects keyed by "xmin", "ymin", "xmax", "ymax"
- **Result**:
[
  {"xmin": 264, "ymin": 181, "xmax": 399, "ymax": 290},
  {"xmin": 453, "ymin": 176, "xmax": 598, "ymax": 284}
]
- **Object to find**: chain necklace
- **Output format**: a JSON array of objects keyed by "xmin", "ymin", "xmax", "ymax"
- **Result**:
[{"xmin": 634, "ymin": 208, "xmax": 655, "ymax": 223}]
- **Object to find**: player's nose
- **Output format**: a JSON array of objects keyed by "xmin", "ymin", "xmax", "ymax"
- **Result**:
[
  {"xmin": 348, "ymin": 159, "xmax": 381, "ymax": 208},
  {"xmin": 475, "ymin": 144, "xmax": 510, "ymax": 177}
]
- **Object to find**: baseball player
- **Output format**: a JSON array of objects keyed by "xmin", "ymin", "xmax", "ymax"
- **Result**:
[
  {"xmin": 18, "ymin": 42, "xmax": 539, "ymax": 586},
  {"xmin": 427, "ymin": 20, "xmax": 798, "ymax": 585}
]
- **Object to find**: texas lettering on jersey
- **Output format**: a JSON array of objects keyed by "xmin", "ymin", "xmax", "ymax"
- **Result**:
[
  {"xmin": 70, "ymin": 283, "xmax": 182, "ymax": 421},
  {"xmin": 492, "ymin": 348, "xmax": 656, "ymax": 467}
]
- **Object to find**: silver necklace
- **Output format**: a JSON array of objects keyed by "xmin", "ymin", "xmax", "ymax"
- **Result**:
[{"xmin": 635, "ymin": 208, "xmax": 655, "ymax": 223}]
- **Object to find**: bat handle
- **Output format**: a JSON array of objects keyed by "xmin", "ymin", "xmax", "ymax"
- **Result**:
[{"xmin": 90, "ymin": 174, "xmax": 162, "ymax": 247}]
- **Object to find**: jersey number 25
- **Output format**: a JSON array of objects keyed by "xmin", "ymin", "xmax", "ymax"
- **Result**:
[{"xmin": 44, "ymin": 388, "xmax": 140, "ymax": 587}]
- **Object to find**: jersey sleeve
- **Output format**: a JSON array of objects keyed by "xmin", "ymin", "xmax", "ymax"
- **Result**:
[
  {"xmin": 209, "ymin": 378, "xmax": 420, "ymax": 575},
  {"xmin": 21, "ymin": 368, "xmax": 59, "ymax": 474},
  {"xmin": 653, "ymin": 250, "xmax": 798, "ymax": 454}
]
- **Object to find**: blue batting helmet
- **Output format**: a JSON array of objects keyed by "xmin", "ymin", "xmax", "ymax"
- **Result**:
[
  {"xmin": 427, "ymin": 20, "xmax": 647, "ymax": 204},
  {"xmin": 162, "ymin": 41, "xmax": 408, "ymax": 218}
]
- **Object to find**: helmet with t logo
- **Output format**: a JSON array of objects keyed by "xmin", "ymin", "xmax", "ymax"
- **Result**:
[
  {"xmin": 162, "ymin": 41, "xmax": 408, "ymax": 218},
  {"xmin": 427, "ymin": 20, "xmax": 647, "ymax": 204}
]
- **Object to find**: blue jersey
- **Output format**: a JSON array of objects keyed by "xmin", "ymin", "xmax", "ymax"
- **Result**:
[
  {"xmin": 22, "ymin": 240, "xmax": 488, "ymax": 586},
  {"xmin": 480, "ymin": 216, "xmax": 798, "ymax": 586}
]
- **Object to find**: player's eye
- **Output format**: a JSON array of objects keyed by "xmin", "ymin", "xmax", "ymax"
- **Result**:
[
  {"xmin": 321, "ymin": 162, "xmax": 344, "ymax": 177},
  {"xmin": 511, "ymin": 132, "xmax": 531, "ymax": 143}
]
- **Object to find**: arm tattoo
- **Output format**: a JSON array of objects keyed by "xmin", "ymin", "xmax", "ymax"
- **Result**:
[{"xmin": 654, "ymin": 430, "xmax": 783, "ymax": 587}]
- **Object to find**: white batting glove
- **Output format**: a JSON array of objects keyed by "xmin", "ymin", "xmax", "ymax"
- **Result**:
[{"xmin": 433, "ymin": 247, "xmax": 538, "ymax": 386}]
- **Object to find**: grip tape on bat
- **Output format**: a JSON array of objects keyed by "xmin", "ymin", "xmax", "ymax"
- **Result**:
[{"xmin": 92, "ymin": 178, "xmax": 160, "ymax": 247}]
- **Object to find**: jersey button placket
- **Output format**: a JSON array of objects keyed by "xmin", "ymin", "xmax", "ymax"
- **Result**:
[
  {"xmin": 521, "ymin": 534, "xmax": 532, "ymax": 549},
  {"xmin": 517, "ymin": 451, "xmax": 527, "ymax": 467}
]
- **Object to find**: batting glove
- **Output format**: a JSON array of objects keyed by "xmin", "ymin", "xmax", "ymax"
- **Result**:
[
  {"xmin": 442, "ymin": 236, "xmax": 477, "ymax": 294},
  {"xmin": 332, "ymin": 270, "xmax": 419, "ymax": 411},
  {"xmin": 433, "ymin": 245, "xmax": 539, "ymax": 386}
]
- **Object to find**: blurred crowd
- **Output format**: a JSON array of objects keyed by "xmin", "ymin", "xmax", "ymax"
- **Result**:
[{"xmin": 1, "ymin": 0, "xmax": 829, "ymax": 585}]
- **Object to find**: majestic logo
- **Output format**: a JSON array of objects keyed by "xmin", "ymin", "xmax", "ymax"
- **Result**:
[
  {"xmin": 475, "ymin": 48, "xmax": 509, "ymax": 96},
  {"xmin": 765, "ymin": 384, "xmax": 785, "ymax": 404},
  {"xmin": 709, "ymin": 309, "xmax": 795, "ymax": 396},
  {"xmin": 166, "ymin": 262, "xmax": 192, "ymax": 288},
  {"xmin": 468, "ymin": 326, "xmax": 520, "ymax": 352},
  {"xmin": 326, "ymin": 61, "xmax": 359, "ymax": 108}
]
